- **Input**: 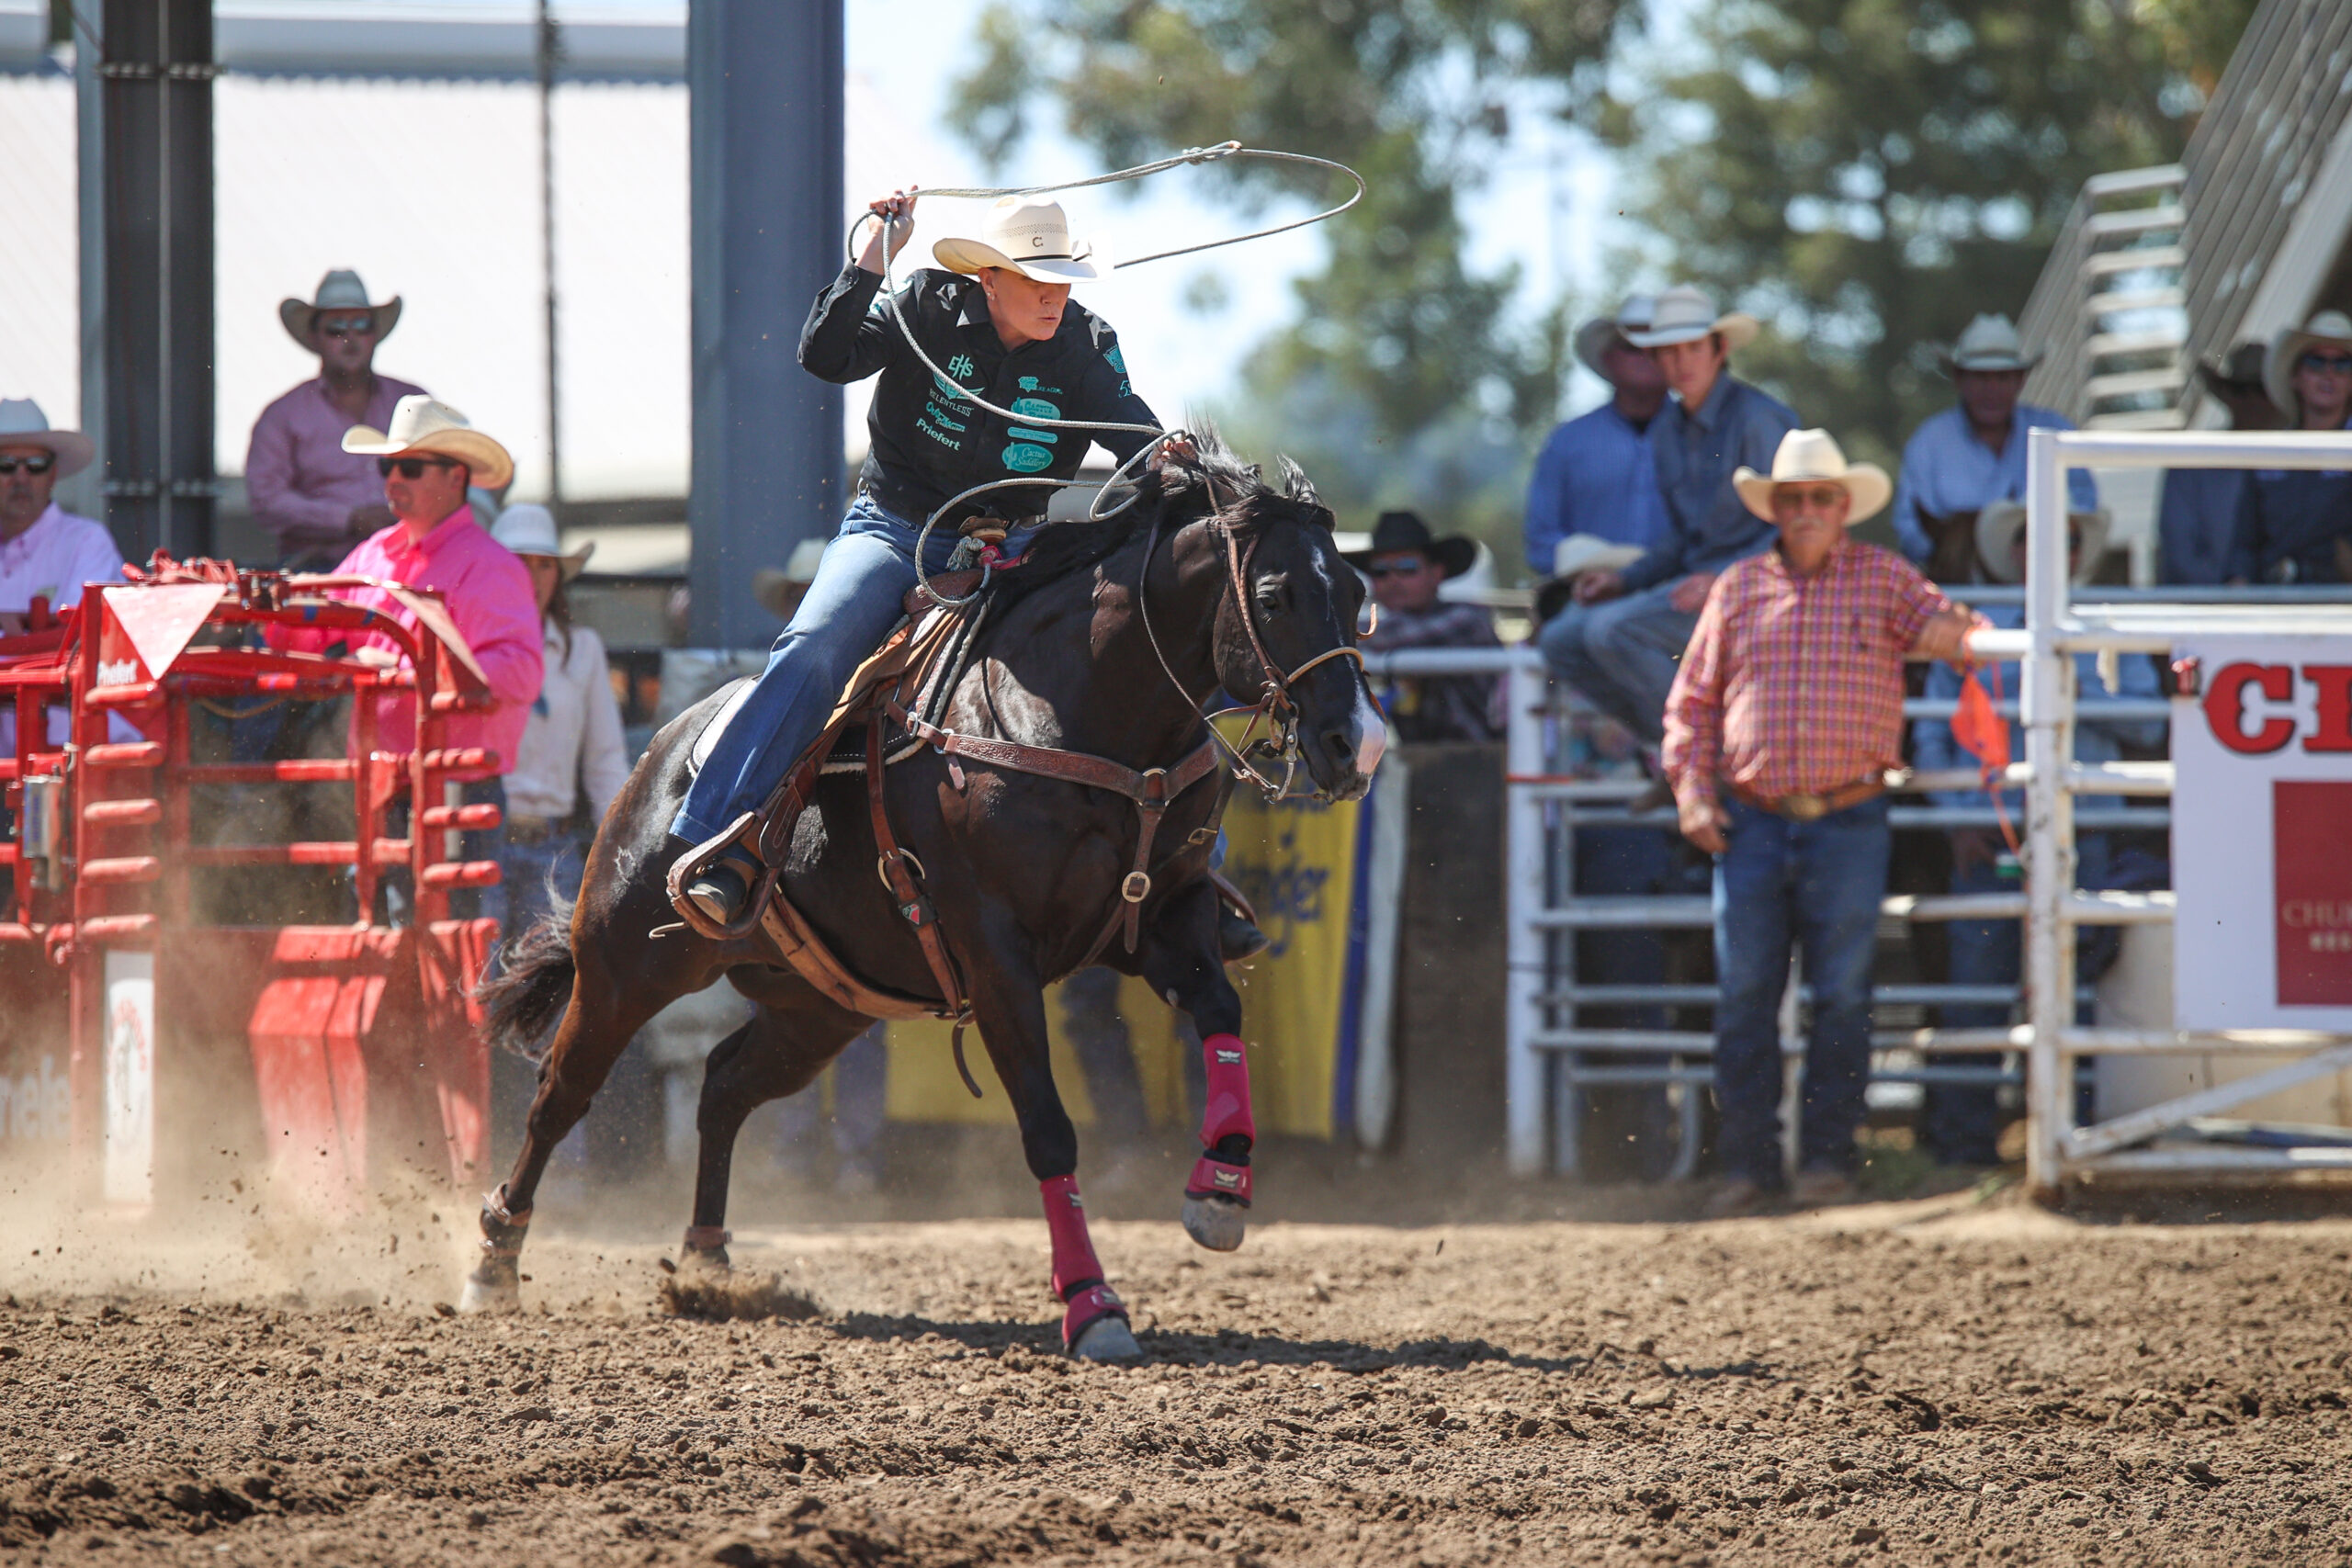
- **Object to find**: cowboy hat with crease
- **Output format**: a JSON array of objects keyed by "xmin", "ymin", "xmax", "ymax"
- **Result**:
[
  {"xmin": 281, "ymin": 269, "xmax": 401, "ymax": 348},
  {"xmin": 0, "ymin": 399, "xmax": 95, "ymax": 477},
  {"xmin": 1733, "ymin": 428, "xmax": 1892, "ymax": 522},
  {"xmin": 1574, "ymin": 295, "xmax": 1657, "ymax": 378},
  {"xmin": 2265, "ymin": 310, "xmax": 2352, "ymax": 425},
  {"xmin": 1340, "ymin": 511, "xmax": 1477, "ymax": 578},
  {"xmin": 1625, "ymin": 285, "xmax": 1759, "ymax": 353},
  {"xmin": 1937, "ymin": 313, "xmax": 2041, "ymax": 376},
  {"xmin": 491, "ymin": 503, "xmax": 594, "ymax": 581},
  {"xmin": 1970, "ymin": 498, "xmax": 2110, "ymax": 587},
  {"xmin": 342, "ymin": 395, "xmax": 514, "ymax": 491},
  {"xmin": 933, "ymin": 196, "xmax": 1105, "ymax": 283}
]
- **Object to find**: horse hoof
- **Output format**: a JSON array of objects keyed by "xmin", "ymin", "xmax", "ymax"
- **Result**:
[
  {"xmin": 458, "ymin": 1268, "xmax": 520, "ymax": 1314},
  {"xmin": 1070, "ymin": 1314, "xmax": 1142, "ymax": 1362},
  {"xmin": 1182, "ymin": 1194, "xmax": 1248, "ymax": 1252}
]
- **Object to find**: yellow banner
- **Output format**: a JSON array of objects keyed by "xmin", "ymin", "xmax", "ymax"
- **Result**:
[{"xmin": 883, "ymin": 775, "xmax": 1363, "ymax": 1139}]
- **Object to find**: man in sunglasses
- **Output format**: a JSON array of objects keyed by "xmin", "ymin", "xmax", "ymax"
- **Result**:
[
  {"xmin": 245, "ymin": 270, "xmax": 428, "ymax": 570},
  {"xmin": 1343, "ymin": 510, "xmax": 1499, "ymax": 743},
  {"xmin": 2227, "ymin": 310, "xmax": 2352, "ymax": 583},
  {"xmin": 0, "ymin": 398, "xmax": 124, "ymax": 630}
]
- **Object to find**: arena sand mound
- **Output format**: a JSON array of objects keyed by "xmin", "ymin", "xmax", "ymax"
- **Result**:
[{"xmin": 1, "ymin": 1195, "xmax": 2349, "ymax": 1564}]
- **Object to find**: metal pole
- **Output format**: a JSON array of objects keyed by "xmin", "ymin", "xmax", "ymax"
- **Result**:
[
  {"xmin": 69, "ymin": 1, "xmax": 106, "ymax": 528},
  {"xmin": 1505, "ymin": 659, "xmax": 1547, "ymax": 1175},
  {"xmin": 686, "ymin": 0, "xmax": 844, "ymax": 649},
  {"xmin": 537, "ymin": 0, "xmax": 562, "ymax": 509},
  {"xmin": 2024, "ymin": 426, "xmax": 2070, "ymax": 1201}
]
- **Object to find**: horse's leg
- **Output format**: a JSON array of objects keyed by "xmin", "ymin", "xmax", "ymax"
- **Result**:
[
  {"xmin": 682, "ymin": 1003, "xmax": 862, "ymax": 1270},
  {"xmin": 461, "ymin": 941, "xmax": 676, "ymax": 1313},
  {"xmin": 963, "ymin": 907, "xmax": 1139, "ymax": 1362},
  {"xmin": 1133, "ymin": 880, "xmax": 1254, "ymax": 1252}
]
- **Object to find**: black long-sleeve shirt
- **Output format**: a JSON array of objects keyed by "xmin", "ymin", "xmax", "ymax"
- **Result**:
[{"xmin": 799, "ymin": 264, "xmax": 1161, "ymax": 525}]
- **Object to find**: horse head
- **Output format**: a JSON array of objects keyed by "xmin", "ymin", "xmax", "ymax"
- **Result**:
[{"xmin": 1161, "ymin": 445, "xmax": 1384, "ymax": 803}]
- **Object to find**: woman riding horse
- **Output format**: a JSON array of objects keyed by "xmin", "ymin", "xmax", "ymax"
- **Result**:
[{"xmin": 673, "ymin": 188, "xmax": 1260, "ymax": 961}]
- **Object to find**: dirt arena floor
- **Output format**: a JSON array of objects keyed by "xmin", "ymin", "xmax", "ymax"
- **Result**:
[{"xmin": 4, "ymin": 1173, "xmax": 2352, "ymax": 1568}]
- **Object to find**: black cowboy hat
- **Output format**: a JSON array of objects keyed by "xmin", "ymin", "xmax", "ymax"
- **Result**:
[
  {"xmin": 1340, "ymin": 511, "xmax": 1477, "ymax": 578},
  {"xmin": 2197, "ymin": 340, "xmax": 2268, "ymax": 393}
]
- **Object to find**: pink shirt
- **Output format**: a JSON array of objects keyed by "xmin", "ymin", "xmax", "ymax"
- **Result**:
[
  {"xmin": 243, "ymin": 373, "xmax": 427, "ymax": 556},
  {"xmin": 276, "ymin": 505, "xmax": 542, "ymax": 774}
]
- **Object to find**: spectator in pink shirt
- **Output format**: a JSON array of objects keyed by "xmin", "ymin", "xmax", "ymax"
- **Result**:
[
  {"xmin": 244, "ymin": 271, "xmax": 427, "ymax": 570},
  {"xmin": 276, "ymin": 396, "xmax": 542, "ymax": 923}
]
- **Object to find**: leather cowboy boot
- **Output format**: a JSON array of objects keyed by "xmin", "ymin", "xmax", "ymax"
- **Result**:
[{"xmin": 683, "ymin": 844, "xmax": 764, "ymax": 927}]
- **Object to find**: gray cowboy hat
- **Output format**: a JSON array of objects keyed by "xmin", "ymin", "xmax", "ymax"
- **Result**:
[
  {"xmin": 2198, "ymin": 339, "xmax": 2268, "ymax": 394},
  {"xmin": 1973, "ymin": 498, "xmax": 2111, "ymax": 587},
  {"xmin": 2265, "ymin": 310, "xmax": 2352, "ymax": 425},
  {"xmin": 280, "ymin": 269, "xmax": 402, "ymax": 349},
  {"xmin": 1340, "ymin": 511, "xmax": 1477, "ymax": 578},
  {"xmin": 1623, "ymin": 285, "xmax": 1759, "ymax": 352},
  {"xmin": 1936, "ymin": 313, "xmax": 2041, "ymax": 376},
  {"xmin": 490, "ymin": 503, "xmax": 594, "ymax": 581},
  {"xmin": 1573, "ymin": 295, "xmax": 1657, "ymax": 378},
  {"xmin": 0, "ymin": 399, "xmax": 96, "ymax": 478}
]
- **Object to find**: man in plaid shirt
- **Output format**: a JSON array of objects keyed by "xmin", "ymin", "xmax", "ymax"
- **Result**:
[{"xmin": 1663, "ymin": 429, "xmax": 1981, "ymax": 1215}]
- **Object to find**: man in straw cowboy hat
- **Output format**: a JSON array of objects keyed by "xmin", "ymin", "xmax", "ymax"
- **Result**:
[
  {"xmin": 269, "ymin": 396, "xmax": 543, "ymax": 918},
  {"xmin": 1892, "ymin": 312, "xmax": 2098, "ymax": 570},
  {"xmin": 245, "ymin": 270, "xmax": 430, "ymax": 570},
  {"xmin": 2227, "ymin": 309, "xmax": 2352, "ymax": 584},
  {"xmin": 1523, "ymin": 295, "xmax": 1668, "ymax": 583},
  {"xmin": 0, "ymin": 398, "xmax": 123, "ymax": 628},
  {"xmin": 1537, "ymin": 284, "xmax": 1798, "ymax": 754},
  {"xmin": 1910, "ymin": 498, "xmax": 2162, "ymax": 1168},
  {"xmin": 1663, "ymin": 428, "xmax": 1981, "ymax": 1215},
  {"xmin": 671, "ymin": 185, "xmax": 1197, "ymax": 931},
  {"xmin": 2158, "ymin": 341, "xmax": 2278, "ymax": 586}
]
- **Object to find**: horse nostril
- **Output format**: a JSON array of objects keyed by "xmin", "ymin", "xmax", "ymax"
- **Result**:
[{"xmin": 1322, "ymin": 728, "xmax": 1352, "ymax": 761}]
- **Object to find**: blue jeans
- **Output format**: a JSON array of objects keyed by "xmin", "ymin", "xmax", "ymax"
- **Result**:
[
  {"xmin": 1713, "ymin": 794, "xmax": 1890, "ymax": 1185},
  {"xmin": 673, "ymin": 493, "xmax": 1035, "ymax": 846},
  {"xmin": 1536, "ymin": 582, "xmax": 1701, "ymax": 746}
]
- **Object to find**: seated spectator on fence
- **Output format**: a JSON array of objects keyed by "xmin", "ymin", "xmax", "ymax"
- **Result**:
[
  {"xmin": 1662, "ymin": 429, "xmax": 1979, "ymax": 1216},
  {"xmin": 1892, "ymin": 313, "xmax": 2098, "ymax": 572},
  {"xmin": 1348, "ymin": 510, "xmax": 1500, "ymax": 743},
  {"xmin": 2227, "ymin": 310, "xmax": 2352, "ymax": 584},
  {"xmin": 1540, "ymin": 286, "xmax": 1797, "ymax": 753},
  {"xmin": 1910, "ymin": 500, "xmax": 2164, "ymax": 1168},
  {"xmin": 269, "ymin": 397, "xmax": 542, "ymax": 923},
  {"xmin": 2158, "ymin": 343, "xmax": 2278, "ymax": 587},
  {"xmin": 1523, "ymin": 296, "xmax": 1668, "ymax": 580},
  {"xmin": 0, "ymin": 400, "xmax": 123, "ymax": 763},
  {"xmin": 246, "ymin": 272, "xmax": 429, "ymax": 571}
]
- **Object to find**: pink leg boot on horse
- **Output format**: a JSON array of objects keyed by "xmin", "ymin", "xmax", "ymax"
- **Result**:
[
  {"xmin": 1183, "ymin": 1031, "xmax": 1256, "ymax": 1251},
  {"xmin": 1041, "ymin": 1173, "xmax": 1137, "ymax": 1359}
]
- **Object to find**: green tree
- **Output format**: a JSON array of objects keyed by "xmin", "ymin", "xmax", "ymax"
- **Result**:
[
  {"xmin": 1607, "ymin": 0, "xmax": 2258, "ymax": 470},
  {"xmin": 949, "ymin": 0, "xmax": 1638, "ymax": 552}
]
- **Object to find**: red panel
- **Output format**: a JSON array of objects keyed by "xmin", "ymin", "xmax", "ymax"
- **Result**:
[
  {"xmin": 2275, "ymin": 780, "xmax": 2352, "ymax": 1006},
  {"xmin": 248, "ymin": 976, "xmax": 363, "ymax": 1214}
]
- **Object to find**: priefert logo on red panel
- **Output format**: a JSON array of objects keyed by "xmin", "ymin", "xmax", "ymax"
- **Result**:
[{"xmin": 2274, "ymin": 779, "xmax": 2352, "ymax": 1006}]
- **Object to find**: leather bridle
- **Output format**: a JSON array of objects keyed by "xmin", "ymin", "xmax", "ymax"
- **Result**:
[{"xmin": 1138, "ymin": 474, "xmax": 1367, "ymax": 801}]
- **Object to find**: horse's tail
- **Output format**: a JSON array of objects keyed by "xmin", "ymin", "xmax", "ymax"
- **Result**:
[{"xmin": 476, "ymin": 889, "xmax": 577, "ymax": 1060}]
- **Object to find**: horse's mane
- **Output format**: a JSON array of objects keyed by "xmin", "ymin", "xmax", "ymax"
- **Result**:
[{"xmin": 994, "ymin": 425, "xmax": 1329, "ymax": 606}]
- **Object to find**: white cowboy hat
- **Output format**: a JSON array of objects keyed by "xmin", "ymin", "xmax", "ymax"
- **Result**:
[
  {"xmin": 1937, "ymin": 312, "xmax": 2041, "ymax": 375},
  {"xmin": 280, "ymin": 269, "xmax": 401, "ymax": 349},
  {"xmin": 1551, "ymin": 534, "xmax": 1645, "ymax": 578},
  {"xmin": 2265, "ymin": 310, "xmax": 2352, "ymax": 425},
  {"xmin": 1573, "ymin": 295, "xmax": 1657, "ymax": 378},
  {"xmin": 341, "ymin": 395, "xmax": 514, "ymax": 491},
  {"xmin": 752, "ymin": 537, "xmax": 830, "ymax": 621},
  {"xmin": 0, "ymin": 399, "xmax": 95, "ymax": 478},
  {"xmin": 933, "ymin": 196, "xmax": 1104, "ymax": 283},
  {"xmin": 1623, "ymin": 284, "xmax": 1759, "ymax": 352},
  {"xmin": 490, "ymin": 502, "xmax": 593, "ymax": 580},
  {"xmin": 1973, "ymin": 498, "xmax": 2111, "ymax": 586},
  {"xmin": 1732, "ymin": 428, "xmax": 1893, "ymax": 523}
]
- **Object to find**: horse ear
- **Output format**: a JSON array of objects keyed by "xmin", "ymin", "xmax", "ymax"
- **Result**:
[{"xmin": 1277, "ymin": 456, "xmax": 1320, "ymax": 508}]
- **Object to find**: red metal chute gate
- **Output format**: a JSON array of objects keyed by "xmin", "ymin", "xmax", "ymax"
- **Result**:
[{"xmin": 0, "ymin": 558, "xmax": 505, "ymax": 1215}]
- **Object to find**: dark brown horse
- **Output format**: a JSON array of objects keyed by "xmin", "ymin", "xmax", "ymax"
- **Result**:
[{"xmin": 463, "ymin": 443, "xmax": 1381, "ymax": 1359}]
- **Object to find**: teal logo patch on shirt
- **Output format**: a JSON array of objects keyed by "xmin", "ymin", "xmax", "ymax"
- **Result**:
[
  {"xmin": 1103, "ymin": 344, "xmax": 1126, "ymax": 375},
  {"xmin": 1010, "ymin": 396, "xmax": 1061, "ymax": 422},
  {"xmin": 1001, "ymin": 443, "xmax": 1055, "ymax": 473},
  {"xmin": 1007, "ymin": 425, "xmax": 1059, "ymax": 445}
]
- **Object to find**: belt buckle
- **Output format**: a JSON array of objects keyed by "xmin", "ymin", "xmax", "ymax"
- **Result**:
[{"xmin": 1781, "ymin": 792, "xmax": 1827, "ymax": 822}]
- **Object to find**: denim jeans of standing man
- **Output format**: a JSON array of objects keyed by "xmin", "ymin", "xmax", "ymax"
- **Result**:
[
  {"xmin": 672, "ymin": 492, "xmax": 1038, "ymax": 847},
  {"xmin": 1712, "ymin": 794, "xmax": 1890, "ymax": 1188},
  {"xmin": 1536, "ymin": 581, "xmax": 1702, "ymax": 747}
]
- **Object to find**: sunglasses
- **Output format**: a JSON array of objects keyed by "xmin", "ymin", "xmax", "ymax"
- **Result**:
[
  {"xmin": 376, "ymin": 455, "xmax": 461, "ymax": 479},
  {"xmin": 1774, "ymin": 484, "xmax": 1848, "ymax": 512},
  {"xmin": 2301, "ymin": 353, "xmax": 2352, "ymax": 375},
  {"xmin": 0, "ymin": 454, "xmax": 55, "ymax": 477},
  {"xmin": 318, "ymin": 316, "xmax": 377, "ymax": 338},
  {"xmin": 1364, "ymin": 558, "xmax": 1433, "ymax": 578}
]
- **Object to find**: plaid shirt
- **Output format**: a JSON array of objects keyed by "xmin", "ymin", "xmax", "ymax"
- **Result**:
[{"xmin": 1664, "ymin": 539, "xmax": 1950, "ymax": 806}]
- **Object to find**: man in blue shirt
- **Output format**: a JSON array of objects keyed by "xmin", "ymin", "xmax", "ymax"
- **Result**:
[
  {"xmin": 1537, "ymin": 285, "xmax": 1798, "ymax": 746},
  {"xmin": 2228, "ymin": 310, "xmax": 2352, "ymax": 583},
  {"xmin": 1891, "ymin": 314, "xmax": 2098, "ymax": 570},
  {"xmin": 1524, "ymin": 297, "xmax": 1668, "ymax": 577},
  {"xmin": 2158, "ymin": 343, "xmax": 2278, "ymax": 585}
]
